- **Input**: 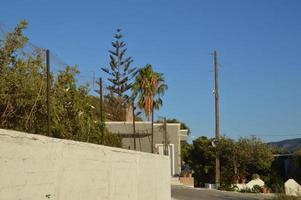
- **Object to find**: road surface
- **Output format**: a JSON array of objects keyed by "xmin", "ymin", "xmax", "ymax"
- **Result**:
[{"xmin": 171, "ymin": 185, "xmax": 274, "ymax": 200}]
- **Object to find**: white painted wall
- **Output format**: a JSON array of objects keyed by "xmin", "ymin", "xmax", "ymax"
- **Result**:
[{"xmin": 0, "ymin": 129, "xmax": 171, "ymax": 200}]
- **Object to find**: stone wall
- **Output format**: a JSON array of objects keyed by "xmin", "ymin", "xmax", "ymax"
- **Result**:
[{"xmin": 0, "ymin": 129, "xmax": 171, "ymax": 200}]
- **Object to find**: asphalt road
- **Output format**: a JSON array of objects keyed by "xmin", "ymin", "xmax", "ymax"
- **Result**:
[{"xmin": 171, "ymin": 185, "xmax": 274, "ymax": 200}]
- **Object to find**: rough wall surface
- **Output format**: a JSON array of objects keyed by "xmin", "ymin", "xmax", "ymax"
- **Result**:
[{"xmin": 0, "ymin": 129, "xmax": 171, "ymax": 200}]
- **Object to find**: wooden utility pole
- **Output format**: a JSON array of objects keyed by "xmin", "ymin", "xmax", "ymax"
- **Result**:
[
  {"xmin": 46, "ymin": 49, "xmax": 52, "ymax": 137},
  {"xmin": 214, "ymin": 50, "xmax": 221, "ymax": 187},
  {"xmin": 132, "ymin": 101, "xmax": 136, "ymax": 150}
]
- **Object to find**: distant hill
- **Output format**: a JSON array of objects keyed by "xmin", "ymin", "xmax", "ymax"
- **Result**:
[{"xmin": 268, "ymin": 138, "xmax": 301, "ymax": 153}]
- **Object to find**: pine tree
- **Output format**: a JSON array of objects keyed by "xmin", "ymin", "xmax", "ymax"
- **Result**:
[{"xmin": 101, "ymin": 29, "xmax": 138, "ymax": 120}]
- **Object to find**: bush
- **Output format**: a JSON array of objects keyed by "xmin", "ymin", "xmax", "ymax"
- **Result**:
[
  {"xmin": 271, "ymin": 182, "xmax": 285, "ymax": 193},
  {"xmin": 240, "ymin": 188, "xmax": 253, "ymax": 193},
  {"xmin": 253, "ymin": 185, "xmax": 262, "ymax": 193},
  {"xmin": 240, "ymin": 185, "xmax": 262, "ymax": 193},
  {"xmin": 218, "ymin": 184, "xmax": 238, "ymax": 191}
]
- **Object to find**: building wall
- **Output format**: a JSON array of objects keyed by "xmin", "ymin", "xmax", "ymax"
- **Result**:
[
  {"xmin": 179, "ymin": 130, "xmax": 189, "ymax": 142},
  {"xmin": 105, "ymin": 122, "xmax": 182, "ymax": 175},
  {"xmin": 0, "ymin": 129, "xmax": 171, "ymax": 200}
]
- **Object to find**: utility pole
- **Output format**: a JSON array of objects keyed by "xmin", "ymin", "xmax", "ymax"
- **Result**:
[
  {"xmin": 132, "ymin": 101, "xmax": 136, "ymax": 150},
  {"xmin": 46, "ymin": 49, "xmax": 52, "ymax": 137},
  {"xmin": 99, "ymin": 77, "xmax": 104, "ymax": 144},
  {"xmin": 214, "ymin": 50, "xmax": 221, "ymax": 187}
]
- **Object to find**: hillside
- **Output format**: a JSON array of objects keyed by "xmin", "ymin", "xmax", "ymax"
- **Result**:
[{"xmin": 268, "ymin": 138, "xmax": 301, "ymax": 153}]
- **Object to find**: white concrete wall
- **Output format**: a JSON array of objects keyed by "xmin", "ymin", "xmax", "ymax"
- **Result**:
[{"xmin": 0, "ymin": 129, "xmax": 171, "ymax": 200}]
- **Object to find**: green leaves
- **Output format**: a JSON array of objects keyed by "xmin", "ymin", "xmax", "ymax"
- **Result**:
[
  {"xmin": 132, "ymin": 64, "xmax": 167, "ymax": 119},
  {"xmin": 183, "ymin": 136, "xmax": 274, "ymax": 186},
  {"xmin": 0, "ymin": 20, "xmax": 122, "ymax": 148},
  {"xmin": 0, "ymin": 21, "xmax": 45, "ymax": 133},
  {"xmin": 0, "ymin": 20, "xmax": 29, "ymax": 72}
]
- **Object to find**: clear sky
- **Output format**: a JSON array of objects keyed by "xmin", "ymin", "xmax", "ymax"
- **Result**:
[{"xmin": 1, "ymin": 0, "xmax": 301, "ymax": 142}]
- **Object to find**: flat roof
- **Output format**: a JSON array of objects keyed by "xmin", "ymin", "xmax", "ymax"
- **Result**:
[{"xmin": 105, "ymin": 121, "xmax": 181, "ymax": 127}]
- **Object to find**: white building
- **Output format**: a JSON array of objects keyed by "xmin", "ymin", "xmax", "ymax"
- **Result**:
[{"xmin": 105, "ymin": 121, "xmax": 189, "ymax": 175}]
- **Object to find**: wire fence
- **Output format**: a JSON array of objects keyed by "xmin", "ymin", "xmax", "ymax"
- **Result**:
[
  {"xmin": 0, "ymin": 22, "xmax": 111, "ymax": 145},
  {"xmin": 0, "ymin": 22, "xmax": 99, "ymax": 91}
]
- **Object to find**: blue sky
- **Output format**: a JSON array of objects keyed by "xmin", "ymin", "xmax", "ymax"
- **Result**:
[{"xmin": 1, "ymin": 0, "xmax": 301, "ymax": 142}]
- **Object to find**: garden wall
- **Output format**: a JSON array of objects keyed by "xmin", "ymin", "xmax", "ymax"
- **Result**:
[{"xmin": 0, "ymin": 129, "xmax": 171, "ymax": 200}]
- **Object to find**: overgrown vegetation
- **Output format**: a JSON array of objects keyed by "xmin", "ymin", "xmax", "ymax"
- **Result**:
[
  {"xmin": 0, "ymin": 20, "xmax": 169, "ymax": 149},
  {"xmin": 182, "ymin": 136, "xmax": 274, "ymax": 187},
  {"xmin": 182, "ymin": 135, "xmax": 301, "ymax": 193},
  {"xmin": 292, "ymin": 148, "xmax": 301, "ymax": 183},
  {"xmin": 0, "ymin": 20, "xmax": 122, "ymax": 147}
]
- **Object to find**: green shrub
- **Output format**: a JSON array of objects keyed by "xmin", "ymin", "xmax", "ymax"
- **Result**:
[
  {"xmin": 218, "ymin": 184, "xmax": 237, "ymax": 191},
  {"xmin": 253, "ymin": 185, "xmax": 262, "ymax": 193}
]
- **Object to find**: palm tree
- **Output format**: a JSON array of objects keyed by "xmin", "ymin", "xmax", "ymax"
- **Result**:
[{"xmin": 132, "ymin": 64, "xmax": 168, "ymax": 153}]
